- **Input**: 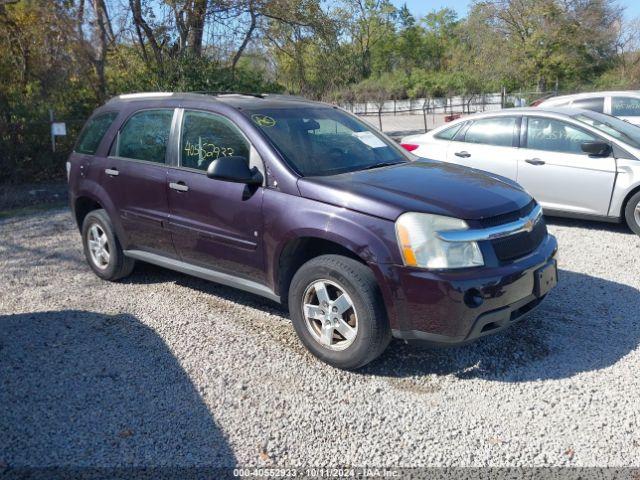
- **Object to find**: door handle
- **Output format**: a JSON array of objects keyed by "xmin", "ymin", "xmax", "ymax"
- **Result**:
[
  {"xmin": 169, "ymin": 181, "xmax": 189, "ymax": 192},
  {"xmin": 525, "ymin": 158, "xmax": 546, "ymax": 166},
  {"xmin": 455, "ymin": 151, "xmax": 471, "ymax": 158},
  {"xmin": 105, "ymin": 168, "xmax": 119, "ymax": 176}
]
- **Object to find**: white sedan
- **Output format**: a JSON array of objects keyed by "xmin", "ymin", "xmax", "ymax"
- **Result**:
[{"xmin": 400, "ymin": 107, "xmax": 640, "ymax": 235}]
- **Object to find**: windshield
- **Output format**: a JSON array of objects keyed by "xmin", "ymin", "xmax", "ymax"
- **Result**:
[
  {"xmin": 573, "ymin": 111, "xmax": 640, "ymax": 149},
  {"xmin": 245, "ymin": 107, "xmax": 408, "ymax": 176}
]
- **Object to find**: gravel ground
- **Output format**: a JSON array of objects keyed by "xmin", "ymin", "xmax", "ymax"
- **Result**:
[{"xmin": 1, "ymin": 208, "xmax": 639, "ymax": 468}]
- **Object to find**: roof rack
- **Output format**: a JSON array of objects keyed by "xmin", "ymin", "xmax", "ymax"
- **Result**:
[
  {"xmin": 117, "ymin": 92, "xmax": 174, "ymax": 99},
  {"xmin": 190, "ymin": 91, "xmax": 266, "ymax": 98}
]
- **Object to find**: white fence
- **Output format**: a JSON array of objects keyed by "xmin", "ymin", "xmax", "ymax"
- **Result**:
[{"xmin": 340, "ymin": 92, "xmax": 529, "ymax": 116}]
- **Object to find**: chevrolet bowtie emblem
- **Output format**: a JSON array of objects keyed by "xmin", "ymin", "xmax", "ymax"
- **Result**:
[{"xmin": 523, "ymin": 219, "xmax": 535, "ymax": 233}]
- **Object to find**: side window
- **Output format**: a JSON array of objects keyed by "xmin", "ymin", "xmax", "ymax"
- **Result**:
[
  {"xmin": 181, "ymin": 111, "xmax": 250, "ymax": 171},
  {"xmin": 435, "ymin": 123, "xmax": 463, "ymax": 140},
  {"xmin": 74, "ymin": 112, "xmax": 118, "ymax": 155},
  {"xmin": 572, "ymin": 97, "xmax": 605, "ymax": 113},
  {"xmin": 463, "ymin": 117, "xmax": 517, "ymax": 147},
  {"xmin": 526, "ymin": 117, "xmax": 598, "ymax": 154},
  {"xmin": 611, "ymin": 97, "xmax": 640, "ymax": 117},
  {"xmin": 114, "ymin": 109, "xmax": 173, "ymax": 163}
]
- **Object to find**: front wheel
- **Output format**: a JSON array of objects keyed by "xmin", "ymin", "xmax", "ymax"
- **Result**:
[
  {"xmin": 624, "ymin": 191, "xmax": 640, "ymax": 236},
  {"xmin": 288, "ymin": 255, "xmax": 391, "ymax": 369}
]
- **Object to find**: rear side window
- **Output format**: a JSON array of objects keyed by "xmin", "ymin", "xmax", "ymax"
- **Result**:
[
  {"xmin": 434, "ymin": 123, "xmax": 463, "ymax": 140},
  {"xmin": 526, "ymin": 117, "xmax": 598, "ymax": 154},
  {"xmin": 180, "ymin": 111, "xmax": 250, "ymax": 171},
  {"xmin": 611, "ymin": 97, "xmax": 640, "ymax": 116},
  {"xmin": 572, "ymin": 97, "xmax": 605, "ymax": 113},
  {"xmin": 74, "ymin": 112, "xmax": 118, "ymax": 155},
  {"xmin": 463, "ymin": 117, "xmax": 517, "ymax": 147},
  {"xmin": 113, "ymin": 109, "xmax": 173, "ymax": 163}
]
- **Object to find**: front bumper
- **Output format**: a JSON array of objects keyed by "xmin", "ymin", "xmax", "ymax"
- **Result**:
[{"xmin": 389, "ymin": 234, "xmax": 558, "ymax": 345}]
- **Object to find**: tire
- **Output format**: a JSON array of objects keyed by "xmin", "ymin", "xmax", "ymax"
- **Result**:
[
  {"xmin": 288, "ymin": 254, "xmax": 391, "ymax": 369},
  {"xmin": 82, "ymin": 209, "xmax": 135, "ymax": 281},
  {"xmin": 624, "ymin": 190, "xmax": 640, "ymax": 236}
]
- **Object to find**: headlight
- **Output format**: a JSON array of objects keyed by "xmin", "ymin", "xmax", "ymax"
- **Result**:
[{"xmin": 395, "ymin": 212, "xmax": 484, "ymax": 269}]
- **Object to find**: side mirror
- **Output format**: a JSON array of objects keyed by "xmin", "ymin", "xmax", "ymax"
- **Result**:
[
  {"xmin": 206, "ymin": 156, "xmax": 263, "ymax": 185},
  {"xmin": 581, "ymin": 141, "xmax": 612, "ymax": 157}
]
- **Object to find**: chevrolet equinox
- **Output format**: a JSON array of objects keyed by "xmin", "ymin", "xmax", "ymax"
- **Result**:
[{"xmin": 68, "ymin": 92, "xmax": 558, "ymax": 369}]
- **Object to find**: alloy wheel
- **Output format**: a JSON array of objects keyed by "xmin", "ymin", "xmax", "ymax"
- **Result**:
[
  {"xmin": 302, "ymin": 279, "xmax": 358, "ymax": 351},
  {"xmin": 87, "ymin": 224, "xmax": 110, "ymax": 270}
]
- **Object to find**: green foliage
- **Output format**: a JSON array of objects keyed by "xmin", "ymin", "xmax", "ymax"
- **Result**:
[{"xmin": 0, "ymin": 0, "xmax": 638, "ymax": 184}]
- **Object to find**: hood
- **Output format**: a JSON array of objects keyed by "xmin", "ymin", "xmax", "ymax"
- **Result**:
[{"xmin": 297, "ymin": 160, "xmax": 532, "ymax": 221}]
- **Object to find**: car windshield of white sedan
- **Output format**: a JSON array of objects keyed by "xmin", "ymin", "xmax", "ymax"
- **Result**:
[
  {"xmin": 246, "ymin": 107, "xmax": 408, "ymax": 176},
  {"xmin": 574, "ymin": 113, "xmax": 640, "ymax": 149}
]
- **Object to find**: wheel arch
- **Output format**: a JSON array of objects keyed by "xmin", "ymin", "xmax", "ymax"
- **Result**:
[
  {"xmin": 72, "ymin": 183, "xmax": 127, "ymax": 247},
  {"xmin": 621, "ymin": 184, "xmax": 640, "ymax": 218},
  {"xmin": 272, "ymin": 229, "xmax": 401, "ymax": 330},
  {"xmin": 74, "ymin": 196, "xmax": 103, "ymax": 230},
  {"xmin": 276, "ymin": 236, "xmax": 365, "ymax": 301}
]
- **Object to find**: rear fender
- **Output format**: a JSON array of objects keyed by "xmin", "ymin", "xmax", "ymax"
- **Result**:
[{"xmin": 74, "ymin": 180, "xmax": 129, "ymax": 247}]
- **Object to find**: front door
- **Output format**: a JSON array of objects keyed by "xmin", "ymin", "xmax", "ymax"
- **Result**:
[
  {"xmin": 167, "ymin": 109, "xmax": 265, "ymax": 282},
  {"xmin": 516, "ymin": 116, "xmax": 616, "ymax": 216},
  {"xmin": 103, "ymin": 108, "xmax": 176, "ymax": 255},
  {"xmin": 445, "ymin": 115, "xmax": 520, "ymax": 180}
]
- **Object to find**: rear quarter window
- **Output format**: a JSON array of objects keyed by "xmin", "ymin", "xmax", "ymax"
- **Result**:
[
  {"xmin": 74, "ymin": 112, "xmax": 118, "ymax": 155},
  {"xmin": 434, "ymin": 123, "xmax": 463, "ymax": 140}
]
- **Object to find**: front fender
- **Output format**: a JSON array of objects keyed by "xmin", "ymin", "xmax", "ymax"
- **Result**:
[
  {"xmin": 262, "ymin": 189, "xmax": 403, "ymax": 328},
  {"xmin": 610, "ymin": 159, "xmax": 640, "ymax": 217}
]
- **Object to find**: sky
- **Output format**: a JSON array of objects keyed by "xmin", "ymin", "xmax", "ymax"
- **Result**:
[{"xmin": 394, "ymin": 0, "xmax": 640, "ymax": 20}]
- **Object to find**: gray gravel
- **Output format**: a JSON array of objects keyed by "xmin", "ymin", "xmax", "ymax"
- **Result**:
[{"xmin": 1, "ymin": 208, "xmax": 639, "ymax": 468}]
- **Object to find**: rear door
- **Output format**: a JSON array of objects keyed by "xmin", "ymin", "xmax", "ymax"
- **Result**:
[
  {"xmin": 515, "ymin": 116, "xmax": 616, "ymax": 216},
  {"xmin": 445, "ymin": 116, "xmax": 520, "ymax": 180},
  {"xmin": 104, "ymin": 108, "xmax": 176, "ymax": 255},
  {"xmin": 412, "ymin": 123, "xmax": 464, "ymax": 161},
  {"xmin": 166, "ymin": 109, "xmax": 265, "ymax": 282},
  {"xmin": 610, "ymin": 95, "xmax": 640, "ymax": 126}
]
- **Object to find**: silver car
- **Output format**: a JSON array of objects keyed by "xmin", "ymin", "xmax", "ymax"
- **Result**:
[
  {"xmin": 401, "ymin": 108, "xmax": 640, "ymax": 235},
  {"xmin": 536, "ymin": 91, "xmax": 640, "ymax": 126}
]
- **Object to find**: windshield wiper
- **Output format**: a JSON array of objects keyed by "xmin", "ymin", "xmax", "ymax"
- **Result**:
[{"xmin": 362, "ymin": 161, "xmax": 404, "ymax": 171}]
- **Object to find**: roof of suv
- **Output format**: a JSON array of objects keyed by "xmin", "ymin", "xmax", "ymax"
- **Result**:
[{"xmin": 105, "ymin": 92, "xmax": 326, "ymax": 110}]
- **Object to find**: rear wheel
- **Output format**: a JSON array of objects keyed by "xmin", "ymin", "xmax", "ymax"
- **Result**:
[
  {"xmin": 624, "ymin": 191, "xmax": 640, "ymax": 236},
  {"xmin": 288, "ymin": 255, "xmax": 391, "ymax": 369},
  {"xmin": 82, "ymin": 209, "xmax": 135, "ymax": 281}
]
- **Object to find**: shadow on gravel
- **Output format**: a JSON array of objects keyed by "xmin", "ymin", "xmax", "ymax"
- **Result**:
[
  {"xmin": 362, "ymin": 269, "xmax": 640, "ymax": 382},
  {"xmin": 0, "ymin": 310, "xmax": 236, "ymax": 468}
]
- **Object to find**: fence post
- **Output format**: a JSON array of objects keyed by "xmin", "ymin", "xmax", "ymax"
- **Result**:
[
  {"xmin": 423, "ymin": 99, "xmax": 428, "ymax": 133},
  {"xmin": 49, "ymin": 109, "xmax": 56, "ymax": 152}
]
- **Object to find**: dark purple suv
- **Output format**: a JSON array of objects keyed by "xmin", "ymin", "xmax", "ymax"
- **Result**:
[{"xmin": 68, "ymin": 92, "xmax": 558, "ymax": 369}]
